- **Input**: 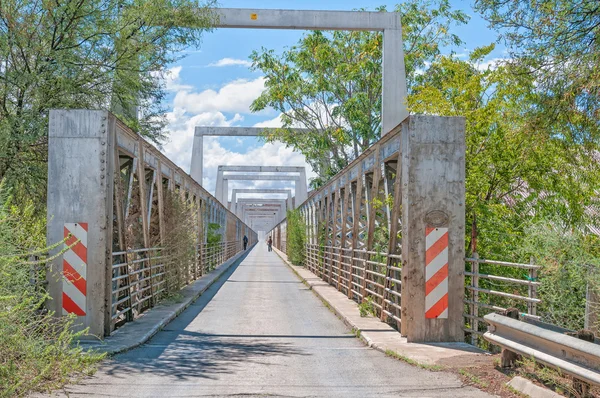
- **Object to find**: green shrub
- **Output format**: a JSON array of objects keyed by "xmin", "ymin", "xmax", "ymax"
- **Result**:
[
  {"xmin": 286, "ymin": 209, "xmax": 306, "ymax": 266},
  {"xmin": 0, "ymin": 184, "xmax": 104, "ymax": 397},
  {"xmin": 518, "ymin": 220, "xmax": 600, "ymax": 331}
]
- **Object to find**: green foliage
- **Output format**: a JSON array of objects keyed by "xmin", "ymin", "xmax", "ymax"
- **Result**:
[
  {"xmin": 517, "ymin": 220, "xmax": 600, "ymax": 331},
  {"xmin": 408, "ymin": 46, "xmax": 600, "ymax": 257},
  {"xmin": 475, "ymin": 0, "xmax": 600, "ymax": 148},
  {"xmin": 162, "ymin": 190, "xmax": 200, "ymax": 292},
  {"xmin": 358, "ymin": 296, "xmax": 377, "ymax": 317},
  {"xmin": 0, "ymin": 183, "xmax": 104, "ymax": 396},
  {"xmin": 207, "ymin": 223, "xmax": 222, "ymax": 245},
  {"xmin": 204, "ymin": 222, "xmax": 223, "ymax": 272},
  {"xmin": 250, "ymin": 0, "xmax": 469, "ymax": 187},
  {"xmin": 286, "ymin": 209, "xmax": 306, "ymax": 266},
  {"xmin": 0, "ymin": 0, "xmax": 216, "ymax": 206}
]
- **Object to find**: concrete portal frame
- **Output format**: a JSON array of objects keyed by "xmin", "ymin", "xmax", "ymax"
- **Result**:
[
  {"xmin": 236, "ymin": 198, "xmax": 287, "ymax": 220},
  {"xmin": 191, "ymin": 7, "xmax": 408, "ymax": 185},
  {"xmin": 231, "ymin": 188, "xmax": 293, "ymax": 224},
  {"xmin": 217, "ymin": 166, "xmax": 307, "ymax": 208}
]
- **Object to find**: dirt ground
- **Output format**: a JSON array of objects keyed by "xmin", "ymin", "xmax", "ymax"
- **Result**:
[{"xmin": 436, "ymin": 353, "xmax": 599, "ymax": 398}]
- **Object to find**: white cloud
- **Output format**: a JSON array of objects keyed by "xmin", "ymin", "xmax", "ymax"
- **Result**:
[
  {"xmin": 253, "ymin": 114, "xmax": 284, "ymax": 128},
  {"xmin": 173, "ymin": 77, "xmax": 266, "ymax": 114},
  {"xmin": 208, "ymin": 58, "xmax": 252, "ymax": 67},
  {"xmin": 163, "ymin": 66, "xmax": 193, "ymax": 92},
  {"xmin": 161, "ymin": 71, "xmax": 316, "ymax": 200},
  {"xmin": 162, "ymin": 107, "xmax": 316, "ymax": 197},
  {"xmin": 476, "ymin": 58, "xmax": 508, "ymax": 71}
]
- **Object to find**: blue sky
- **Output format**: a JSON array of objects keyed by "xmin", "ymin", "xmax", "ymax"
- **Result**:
[{"xmin": 161, "ymin": 0, "xmax": 505, "ymax": 198}]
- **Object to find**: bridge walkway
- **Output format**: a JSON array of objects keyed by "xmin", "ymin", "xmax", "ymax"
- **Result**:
[{"xmin": 54, "ymin": 242, "xmax": 488, "ymax": 397}]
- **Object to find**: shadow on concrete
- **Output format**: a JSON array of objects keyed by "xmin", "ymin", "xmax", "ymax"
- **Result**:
[
  {"xmin": 98, "ymin": 247, "xmax": 308, "ymax": 381},
  {"xmin": 101, "ymin": 330, "xmax": 307, "ymax": 381}
]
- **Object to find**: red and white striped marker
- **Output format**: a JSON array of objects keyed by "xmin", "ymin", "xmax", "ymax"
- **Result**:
[
  {"xmin": 62, "ymin": 223, "xmax": 88, "ymax": 316},
  {"xmin": 425, "ymin": 227, "xmax": 449, "ymax": 319}
]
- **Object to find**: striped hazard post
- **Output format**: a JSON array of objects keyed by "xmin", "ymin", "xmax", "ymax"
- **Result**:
[
  {"xmin": 425, "ymin": 226, "xmax": 449, "ymax": 319},
  {"xmin": 62, "ymin": 223, "xmax": 88, "ymax": 316}
]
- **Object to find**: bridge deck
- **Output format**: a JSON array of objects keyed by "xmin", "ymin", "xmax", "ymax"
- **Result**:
[{"xmin": 54, "ymin": 243, "xmax": 489, "ymax": 397}]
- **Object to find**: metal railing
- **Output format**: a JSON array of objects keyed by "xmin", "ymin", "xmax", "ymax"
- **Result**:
[
  {"xmin": 484, "ymin": 313, "xmax": 600, "ymax": 387},
  {"xmin": 305, "ymin": 243, "xmax": 402, "ymax": 327},
  {"xmin": 111, "ymin": 240, "xmax": 243, "ymax": 328},
  {"xmin": 464, "ymin": 252, "xmax": 541, "ymax": 345}
]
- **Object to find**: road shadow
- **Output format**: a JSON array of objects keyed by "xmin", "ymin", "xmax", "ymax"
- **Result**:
[{"xmin": 101, "ymin": 330, "xmax": 307, "ymax": 381}]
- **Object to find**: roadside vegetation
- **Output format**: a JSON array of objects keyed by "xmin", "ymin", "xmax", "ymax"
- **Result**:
[
  {"xmin": 0, "ymin": 0, "xmax": 216, "ymax": 395},
  {"xmin": 256, "ymin": 0, "xmax": 600, "ymax": 334},
  {"xmin": 0, "ymin": 186, "xmax": 105, "ymax": 397}
]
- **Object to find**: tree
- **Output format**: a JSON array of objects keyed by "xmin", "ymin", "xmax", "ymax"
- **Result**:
[
  {"xmin": 250, "ymin": 1, "xmax": 469, "ymax": 187},
  {"xmin": 0, "ymin": 0, "xmax": 216, "ymax": 204},
  {"xmin": 474, "ymin": 0, "xmax": 600, "ymax": 149},
  {"xmin": 409, "ymin": 45, "xmax": 600, "ymax": 256}
]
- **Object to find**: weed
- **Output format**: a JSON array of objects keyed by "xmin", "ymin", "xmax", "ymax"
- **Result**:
[
  {"xmin": 385, "ymin": 349, "xmax": 445, "ymax": 371},
  {"xmin": 459, "ymin": 369, "xmax": 490, "ymax": 389},
  {"xmin": 358, "ymin": 296, "xmax": 377, "ymax": 317}
]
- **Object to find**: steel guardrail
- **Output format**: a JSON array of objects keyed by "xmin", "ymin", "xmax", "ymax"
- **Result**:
[{"xmin": 483, "ymin": 312, "xmax": 600, "ymax": 386}]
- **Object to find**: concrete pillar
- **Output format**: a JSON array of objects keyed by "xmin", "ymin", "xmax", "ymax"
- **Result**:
[
  {"xmin": 222, "ymin": 178, "xmax": 228, "ymax": 204},
  {"xmin": 296, "ymin": 168, "xmax": 308, "ymax": 206},
  {"xmin": 383, "ymin": 28, "xmax": 408, "ymax": 135},
  {"xmin": 287, "ymin": 193, "xmax": 293, "ymax": 212},
  {"xmin": 190, "ymin": 133, "xmax": 203, "ymax": 185},
  {"xmin": 401, "ymin": 115, "xmax": 466, "ymax": 343},
  {"xmin": 215, "ymin": 168, "xmax": 224, "ymax": 203},
  {"xmin": 47, "ymin": 110, "xmax": 115, "ymax": 338}
]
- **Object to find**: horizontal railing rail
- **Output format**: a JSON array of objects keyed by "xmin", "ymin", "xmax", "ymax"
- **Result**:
[
  {"xmin": 484, "ymin": 313, "xmax": 600, "ymax": 386},
  {"xmin": 110, "ymin": 240, "xmax": 245, "ymax": 328},
  {"xmin": 464, "ymin": 253, "xmax": 541, "ymax": 345},
  {"xmin": 304, "ymin": 243, "xmax": 402, "ymax": 327}
]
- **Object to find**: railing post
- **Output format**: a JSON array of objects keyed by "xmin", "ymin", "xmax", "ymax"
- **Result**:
[
  {"xmin": 528, "ymin": 257, "xmax": 537, "ymax": 317},
  {"xmin": 471, "ymin": 252, "xmax": 480, "ymax": 345},
  {"xmin": 401, "ymin": 115, "xmax": 466, "ymax": 343}
]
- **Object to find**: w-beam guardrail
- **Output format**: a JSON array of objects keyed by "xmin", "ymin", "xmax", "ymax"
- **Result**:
[
  {"xmin": 268, "ymin": 115, "xmax": 466, "ymax": 343},
  {"xmin": 483, "ymin": 312, "xmax": 600, "ymax": 387},
  {"xmin": 47, "ymin": 110, "xmax": 257, "ymax": 337}
]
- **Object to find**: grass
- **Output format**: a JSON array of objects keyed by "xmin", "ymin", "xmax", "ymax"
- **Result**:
[
  {"xmin": 459, "ymin": 368, "xmax": 490, "ymax": 389},
  {"xmin": 385, "ymin": 349, "xmax": 445, "ymax": 371},
  {"xmin": 358, "ymin": 297, "xmax": 377, "ymax": 317}
]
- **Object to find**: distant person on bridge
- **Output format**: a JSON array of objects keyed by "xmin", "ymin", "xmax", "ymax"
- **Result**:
[
  {"xmin": 243, "ymin": 235, "xmax": 248, "ymax": 250},
  {"xmin": 267, "ymin": 236, "xmax": 273, "ymax": 252}
]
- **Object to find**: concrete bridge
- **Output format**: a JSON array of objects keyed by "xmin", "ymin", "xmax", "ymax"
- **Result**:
[{"xmin": 39, "ymin": 7, "xmax": 510, "ymax": 397}]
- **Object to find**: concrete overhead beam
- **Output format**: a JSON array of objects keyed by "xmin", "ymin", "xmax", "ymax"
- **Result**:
[
  {"xmin": 219, "ymin": 166, "xmax": 304, "ymax": 173},
  {"xmin": 232, "ymin": 189, "xmax": 293, "ymax": 195},
  {"xmin": 191, "ymin": 7, "xmax": 408, "ymax": 186},
  {"xmin": 237, "ymin": 199, "xmax": 287, "ymax": 204},
  {"xmin": 214, "ymin": 8, "xmax": 400, "ymax": 31},
  {"xmin": 195, "ymin": 127, "xmax": 313, "ymax": 136},
  {"xmin": 223, "ymin": 174, "xmax": 301, "ymax": 181}
]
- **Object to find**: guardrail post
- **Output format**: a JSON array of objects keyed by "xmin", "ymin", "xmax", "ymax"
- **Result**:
[
  {"xmin": 401, "ymin": 115, "xmax": 466, "ymax": 343},
  {"xmin": 47, "ymin": 110, "xmax": 115, "ymax": 338}
]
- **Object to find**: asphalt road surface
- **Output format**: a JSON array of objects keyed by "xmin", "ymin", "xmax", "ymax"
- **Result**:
[{"xmin": 55, "ymin": 242, "xmax": 490, "ymax": 397}]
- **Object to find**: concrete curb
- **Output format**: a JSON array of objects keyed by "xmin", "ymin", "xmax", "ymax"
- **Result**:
[
  {"xmin": 272, "ymin": 246, "xmax": 486, "ymax": 366},
  {"xmin": 507, "ymin": 376, "xmax": 564, "ymax": 398},
  {"xmin": 80, "ymin": 245, "xmax": 254, "ymax": 356}
]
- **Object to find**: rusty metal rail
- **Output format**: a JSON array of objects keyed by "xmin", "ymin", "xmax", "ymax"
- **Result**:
[
  {"xmin": 464, "ymin": 254, "xmax": 541, "ymax": 344},
  {"xmin": 304, "ymin": 244, "xmax": 402, "ymax": 326},
  {"xmin": 111, "ymin": 240, "xmax": 244, "ymax": 327},
  {"xmin": 484, "ymin": 313, "xmax": 600, "ymax": 386}
]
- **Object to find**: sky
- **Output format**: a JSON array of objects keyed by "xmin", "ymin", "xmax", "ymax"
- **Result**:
[{"xmin": 160, "ymin": 0, "xmax": 506, "ymax": 199}]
